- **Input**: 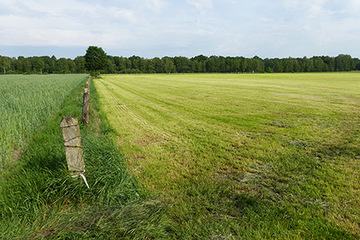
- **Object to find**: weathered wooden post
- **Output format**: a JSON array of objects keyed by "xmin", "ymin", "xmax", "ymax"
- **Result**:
[
  {"xmin": 85, "ymin": 76, "xmax": 91, "ymax": 88},
  {"xmin": 60, "ymin": 116, "xmax": 89, "ymax": 188},
  {"xmin": 82, "ymin": 87, "xmax": 90, "ymax": 125}
]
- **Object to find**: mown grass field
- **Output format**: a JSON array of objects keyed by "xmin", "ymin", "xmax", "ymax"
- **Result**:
[{"xmin": 95, "ymin": 73, "xmax": 360, "ymax": 239}]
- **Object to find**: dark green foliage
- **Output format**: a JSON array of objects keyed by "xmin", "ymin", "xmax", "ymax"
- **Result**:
[
  {"xmin": 1, "ymin": 53, "xmax": 359, "ymax": 75},
  {"xmin": 335, "ymin": 54, "xmax": 353, "ymax": 71},
  {"xmin": 0, "ymin": 55, "xmax": 86, "ymax": 74},
  {"xmin": 84, "ymin": 46, "xmax": 107, "ymax": 75}
]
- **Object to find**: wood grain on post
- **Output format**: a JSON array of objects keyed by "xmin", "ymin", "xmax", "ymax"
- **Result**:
[
  {"xmin": 60, "ymin": 116, "xmax": 85, "ymax": 175},
  {"xmin": 86, "ymin": 76, "xmax": 91, "ymax": 88},
  {"xmin": 82, "ymin": 87, "xmax": 90, "ymax": 125}
]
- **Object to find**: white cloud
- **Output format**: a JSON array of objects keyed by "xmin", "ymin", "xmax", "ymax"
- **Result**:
[
  {"xmin": 108, "ymin": 7, "xmax": 137, "ymax": 23},
  {"xmin": 283, "ymin": 0, "xmax": 327, "ymax": 18},
  {"xmin": 0, "ymin": 0, "xmax": 141, "ymax": 47},
  {"xmin": 187, "ymin": 0, "xmax": 213, "ymax": 12},
  {"xmin": 307, "ymin": 0, "xmax": 326, "ymax": 17},
  {"xmin": 0, "ymin": 0, "xmax": 359, "ymax": 57},
  {"xmin": 145, "ymin": 0, "xmax": 167, "ymax": 12}
]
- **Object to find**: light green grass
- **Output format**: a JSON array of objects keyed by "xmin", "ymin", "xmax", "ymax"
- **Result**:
[
  {"xmin": 95, "ymin": 73, "xmax": 360, "ymax": 239},
  {"xmin": 0, "ymin": 74, "xmax": 86, "ymax": 168}
]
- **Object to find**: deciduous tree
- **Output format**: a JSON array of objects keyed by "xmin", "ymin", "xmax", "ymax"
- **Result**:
[{"xmin": 84, "ymin": 46, "xmax": 107, "ymax": 76}]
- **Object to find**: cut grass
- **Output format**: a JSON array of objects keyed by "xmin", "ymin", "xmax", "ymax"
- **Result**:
[
  {"xmin": 95, "ymin": 73, "xmax": 360, "ymax": 239},
  {"xmin": 0, "ymin": 75, "xmax": 175, "ymax": 239}
]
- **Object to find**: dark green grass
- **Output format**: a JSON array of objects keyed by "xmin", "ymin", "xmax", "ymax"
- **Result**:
[{"xmin": 0, "ymin": 77, "xmax": 175, "ymax": 239}]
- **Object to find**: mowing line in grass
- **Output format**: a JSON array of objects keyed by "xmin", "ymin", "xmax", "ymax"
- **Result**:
[{"xmin": 95, "ymin": 73, "xmax": 360, "ymax": 239}]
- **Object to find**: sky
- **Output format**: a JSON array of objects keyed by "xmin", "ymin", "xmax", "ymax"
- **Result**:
[{"xmin": 0, "ymin": 0, "xmax": 360, "ymax": 59}]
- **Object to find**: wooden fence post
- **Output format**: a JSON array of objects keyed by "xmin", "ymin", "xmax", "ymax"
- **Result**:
[
  {"xmin": 86, "ymin": 76, "xmax": 91, "ymax": 88},
  {"xmin": 60, "ymin": 116, "xmax": 89, "ymax": 188},
  {"xmin": 60, "ymin": 116, "xmax": 85, "ymax": 174},
  {"xmin": 82, "ymin": 87, "xmax": 90, "ymax": 125}
]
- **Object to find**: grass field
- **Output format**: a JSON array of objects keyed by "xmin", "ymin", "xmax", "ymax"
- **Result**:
[
  {"xmin": 95, "ymin": 73, "xmax": 360, "ymax": 239},
  {"xmin": 1, "ymin": 75, "xmax": 173, "ymax": 239},
  {"xmin": 0, "ymin": 74, "xmax": 86, "ymax": 168}
]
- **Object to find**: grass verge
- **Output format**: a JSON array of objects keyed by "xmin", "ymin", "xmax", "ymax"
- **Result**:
[{"xmin": 0, "ymin": 76, "xmax": 176, "ymax": 239}]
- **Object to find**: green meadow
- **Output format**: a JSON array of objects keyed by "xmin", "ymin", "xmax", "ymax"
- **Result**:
[
  {"xmin": 1, "ymin": 73, "xmax": 359, "ymax": 239},
  {"xmin": 95, "ymin": 73, "xmax": 360, "ymax": 239}
]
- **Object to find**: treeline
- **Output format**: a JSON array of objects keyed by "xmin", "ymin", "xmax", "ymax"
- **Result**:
[
  {"xmin": 0, "ymin": 55, "xmax": 85, "ymax": 74},
  {"xmin": 1, "ymin": 54, "xmax": 359, "ymax": 74}
]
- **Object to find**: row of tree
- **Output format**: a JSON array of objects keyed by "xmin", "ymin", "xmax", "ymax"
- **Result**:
[
  {"xmin": 1, "ymin": 53, "xmax": 359, "ymax": 75},
  {"xmin": 0, "ymin": 55, "xmax": 85, "ymax": 74}
]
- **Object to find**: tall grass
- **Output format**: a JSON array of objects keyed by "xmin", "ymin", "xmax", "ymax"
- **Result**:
[
  {"xmin": 0, "ymin": 75, "xmax": 175, "ymax": 239},
  {"xmin": 0, "ymin": 75, "xmax": 86, "ymax": 168}
]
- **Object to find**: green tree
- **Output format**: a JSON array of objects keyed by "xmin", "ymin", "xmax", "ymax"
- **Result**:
[
  {"xmin": 322, "ymin": 56, "xmax": 335, "ymax": 72},
  {"xmin": 239, "ymin": 57, "xmax": 247, "ymax": 73},
  {"xmin": 113, "ymin": 56, "xmax": 130, "ymax": 72},
  {"xmin": 335, "ymin": 54, "xmax": 352, "ymax": 71},
  {"xmin": 313, "ymin": 57, "xmax": 325, "ymax": 72},
  {"xmin": 129, "ymin": 55, "xmax": 142, "ymax": 71},
  {"xmin": 66, "ymin": 58, "xmax": 77, "ymax": 73},
  {"xmin": 206, "ymin": 56, "xmax": 224, "ymax": 72},
  {"xmin": 55, "ymin": 58, "xmax": 69, "ymax": 73},
  {"xmin": 353, "ymin": 58, "xmax": 360, "ymax": 70},
  {"xmin": 107, "ymin": 58, "xmax": 117, "ymax": 73},
  {"xmin": 84, "ymin": 46, "xmax": 107, "ymax": 76},
  {"xmin": 152, "ymin": 57, "xmax": 164, "ymax": 73},
  {"xmin": 0, "ymin": 56, "xmax": 11, "ymax": 74},
  {"xmin": 283, "ymin": 57, "xmax": 300, "ymax": 72},
  {"xmin": 31, "ymin": 57, "xmax": 45, "ymax": 74},
  {"xmin": 162, "ymin": 57, "xmax": 176, "ymax": 73},
  {"xmin": 42, "ymin": 56, "xmax": 55, "ymax": 73},
  {"xmin": 74, "ymin": 56, "xmax": 86, "ymax": 73},
  {"xmin": 302, "ymin": 57, "xmax": 314, "ymax": 72},
  {"xmin": 247, "ymin": 56, "xmax": 264, "ymax": 73},
  {"xmin": 273, "ymin": 58, "xmax": 283, "ymax": 72},
  {"xmin": 174, "ymin": 56, "xmax": 192, "ymax": 73}
]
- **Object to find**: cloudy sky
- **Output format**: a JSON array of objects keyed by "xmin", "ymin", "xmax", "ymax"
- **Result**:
[{"xmin": 0, "ymin": 0, "xmax": 360, "ymax": 58}]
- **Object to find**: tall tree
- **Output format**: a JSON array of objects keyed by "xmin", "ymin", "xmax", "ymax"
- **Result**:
[
  {"xmin": 74, "ymin": 56, "xmax": 86, "ymax": 73},
  {"xmin": 162, "ymin": 57, "xmax": 176, "ymax": 73},
  {"xmin": 174, "ymin": 56, "xmax": 192, "ymax": 73},
  {"xmin": 31, "ymin": 57, "xmax": 45, "ymax": 74},
  {"xmin": 335, "ymin": 54, "xmax": 352, "ymax": 71},
  {"xmin": 313, "ymin": 57, "xmax": 325, "ymax": 72},
  {"xmin": 129, "ymin": 55, "xmax": 142, "ymax": 71},
  {"xmin": 152, "ymin": 57, "xmax": 164, "ymax": 73},
  {"xmin": 55, "ymin": 58, "xmax": 69, "ymax": 73},
  {"xmin": 353, "ymin": 58, "xmax": 360, "ymax": 70},
  {"xmin": 0, "ymin": 56, "xmax": 11, "ymax": 74},
  {"xmin": 84, "ymin": 46, "xmax": 107, "ymax": 75}
]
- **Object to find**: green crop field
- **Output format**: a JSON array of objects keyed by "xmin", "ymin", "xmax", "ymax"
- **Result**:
[
  {"xmin": 95, "ymin": 73, "xmax": 360, "ymax": 239},
  {"xmin": 0, "ymin": 74, "xmax": 86, "ymax": 168}
]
